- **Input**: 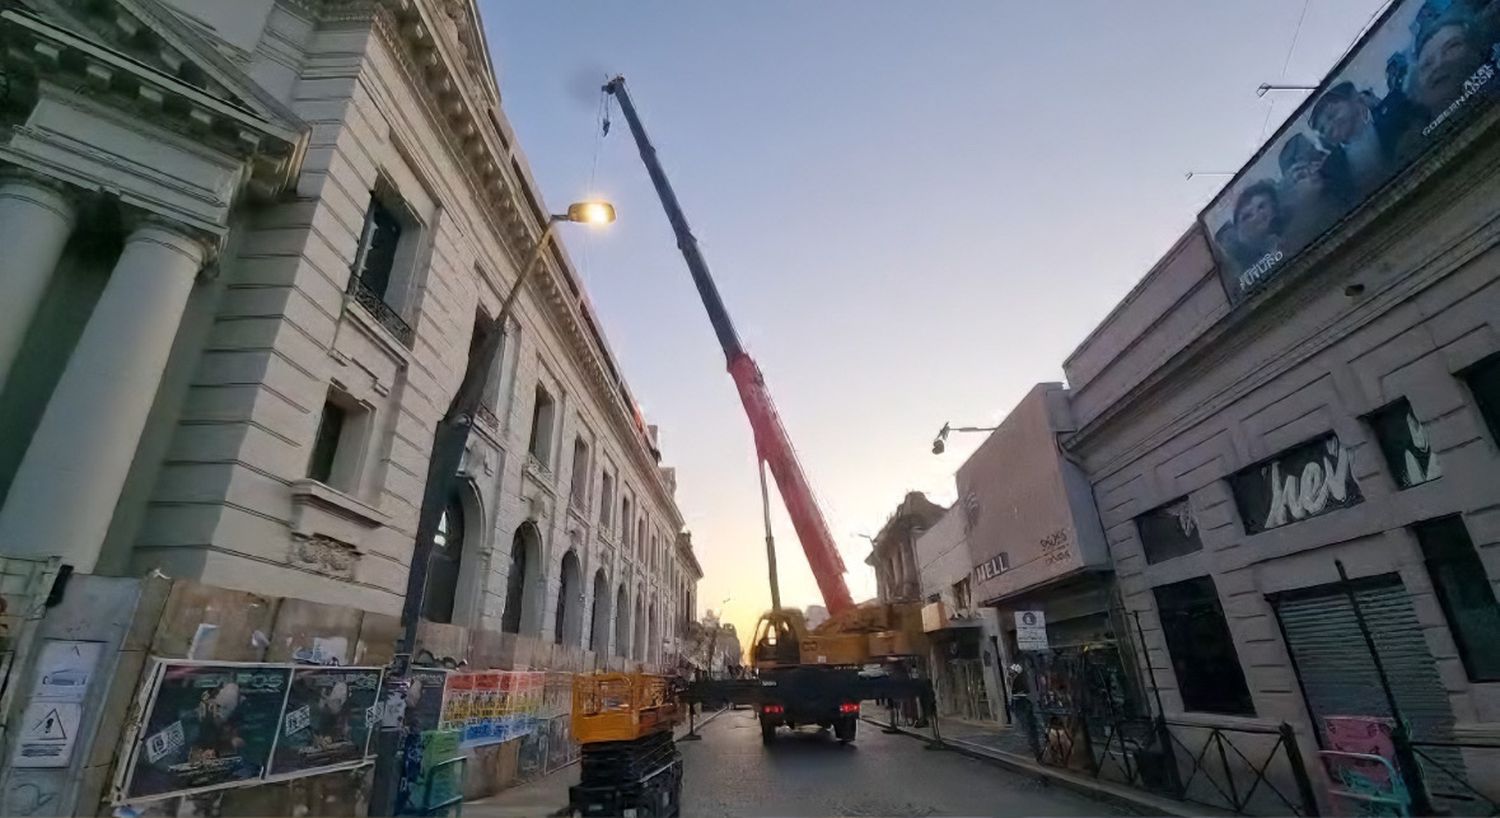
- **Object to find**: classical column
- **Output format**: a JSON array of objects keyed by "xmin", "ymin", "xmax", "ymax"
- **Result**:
[
  {"xmin": 0, "ymin": 171, "xmax": 77, "ymax": 388},
  {"xmin": 0, "ymin": 219, "xmax": 208, "ymax": 572}
]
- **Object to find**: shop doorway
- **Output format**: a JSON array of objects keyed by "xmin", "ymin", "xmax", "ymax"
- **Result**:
[
  {"xmin": 1272, "ymin": 572, "xmax": 1467, "ymax": 808},
  {"xmin": 935, "ymin": 634, "xmax": 992, "ymax": 722}
]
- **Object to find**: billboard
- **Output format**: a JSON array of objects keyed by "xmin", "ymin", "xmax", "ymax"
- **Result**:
[{"xmin": 1202, "ymin": 0, "xmax": 1500, "ymax": 303}]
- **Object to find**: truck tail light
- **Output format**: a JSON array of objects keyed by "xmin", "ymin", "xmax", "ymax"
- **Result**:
[
  {"xmin": 761, "ymin": 703, "xmax": 784, "ymax": 715},
  {"xmin": 839, "ymin": 702, "xmax": 860, "ymax": 714}
]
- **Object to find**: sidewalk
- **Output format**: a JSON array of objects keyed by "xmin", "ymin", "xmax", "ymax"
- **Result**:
[
  {"xmin": 466, "ymin": 707, "xmax": 728, "ymax": 817},
  {"xmin": 861, "ymin": 711, "xmax": 1211, "ymax": 818}
]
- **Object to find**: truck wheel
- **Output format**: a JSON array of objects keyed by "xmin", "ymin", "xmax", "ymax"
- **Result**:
[
  {"xmin": 760, "ymin": 718, "xmax": 777, "ymax": 744},
  {"xmin": 835, "ymin": 717, "xmax": 857, "ymax": 744}
]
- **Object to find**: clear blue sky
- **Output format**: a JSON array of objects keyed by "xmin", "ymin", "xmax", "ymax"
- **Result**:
[{"xmin": 481, "ymin": 1, "xmax": 1386, "ymax": 638}]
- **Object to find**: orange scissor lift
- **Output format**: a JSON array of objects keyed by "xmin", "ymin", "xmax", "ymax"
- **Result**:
[{"xmin": 567, "ymin": 672, "xmax": 684, "ymax": 817}]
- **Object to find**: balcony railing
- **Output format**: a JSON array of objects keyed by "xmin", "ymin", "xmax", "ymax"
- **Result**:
[{"xmin": 349, "ymin": 275, "xmax": 414, "ymax": 347}]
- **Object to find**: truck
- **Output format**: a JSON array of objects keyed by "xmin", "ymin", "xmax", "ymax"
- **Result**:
[{"xmin": 603, "ymin": 76, "xmax": 933, "ymax": 744}]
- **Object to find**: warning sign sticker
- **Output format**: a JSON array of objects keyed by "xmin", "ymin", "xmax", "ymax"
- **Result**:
[{"xmin": 12, "ymin": 702, "xmax": 80, "ymax": 768}]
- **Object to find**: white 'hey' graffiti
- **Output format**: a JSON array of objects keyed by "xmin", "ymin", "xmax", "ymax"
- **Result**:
[{"xmin": 1264, "ymin": 437, "xmax": 1357, "ymax": 530}]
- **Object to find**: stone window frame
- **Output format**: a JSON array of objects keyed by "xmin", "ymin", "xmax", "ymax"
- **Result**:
[
  {"xmin": 598, "ymin": 461, "xmax": 617, "ymax": 534},
  {"xmin": 306, "ymin": 384, "xmax": 376, "ymax": 498},
  {"xmin": 347, "ymin": 168, "xmax": 436, "ymax": 346}
]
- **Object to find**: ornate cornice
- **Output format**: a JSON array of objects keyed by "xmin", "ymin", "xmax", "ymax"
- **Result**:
[
  {"xmin": 360, "ymin": 0, "xmax": 682, "ymax": 524},
  {"xmin": 0, "ymin": 7, "xmax": 306, "ymax": 198}
]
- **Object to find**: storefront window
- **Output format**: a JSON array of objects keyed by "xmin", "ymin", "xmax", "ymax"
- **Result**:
[
  {"xmin": 1367, "ymin": 398, "xmax": 1442, "ymax": 488},
  {"xmin": 1415, "ymin": 516, "xmax": 1500, "ymax": 681},
  {"xmin": 1136, "ymin": 496, "xmax": 1203, "ymax": 564},
  {"xmin": 1153, "ymin": 576, "xmax": 1255, "ymax": 716},
  {"xmin": 1467, "ymin": 353, "xmax": 1500, "ymax": 443}
]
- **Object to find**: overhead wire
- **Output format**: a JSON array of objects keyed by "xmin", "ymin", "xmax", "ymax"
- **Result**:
[
  {"xmin": 1260, "ymin": 0, "xmax": 1313, "ymax": 142},
  {"xmin": 579, "ymin": 83, "xmax": 610, "ymax": 281}
]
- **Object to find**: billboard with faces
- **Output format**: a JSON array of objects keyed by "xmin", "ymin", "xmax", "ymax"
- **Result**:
[{"xmin": 1202, "ymin": 0, "xmax": 1500, "ymax": 304}]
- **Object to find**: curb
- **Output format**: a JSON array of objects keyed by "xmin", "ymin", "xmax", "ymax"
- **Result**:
[{"xmin": 860, "ymin": 717, "xmax": 1204, "ymax": 818}]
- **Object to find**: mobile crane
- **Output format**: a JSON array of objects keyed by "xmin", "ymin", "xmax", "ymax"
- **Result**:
[{"xmin": 602, "ymin": 76, "xmax": 932, "ymax": 744}]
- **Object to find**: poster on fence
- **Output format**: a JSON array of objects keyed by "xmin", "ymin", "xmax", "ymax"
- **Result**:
[
  {"xmin": 1322, "ymin": 715, "xmax": 1409, "ymax": 816},
  {"xmin": 464, "ymin": 671, "xmax": 501, "ymax": 747},
  {"xmin": 121, "ymin": 662, "xmax": 291, "ymax": 801},
  {"xmin": 405, "ymin": 668, "xmax": 449, "ymax": 733},
  {"xmin": 269, "ymin": 666, "xmax": 383, "ymax": 777},
  {"xmin": 420, "ymin": 729, "xmax": 463, "ymax": 812},
  {"xmin": 435, "ymin": 670, "xmax": 550, "ymax": 749},
  {"xmin": 516, "ymin": 722, "xmax": 548, "ymax": 782},
  {"xmin": 439, "ymin": 673, "xmax": 473, "ymax": 733},
  {"xmin": 544, "ymin": 714, "xmax": 577, "ymax": 773}
]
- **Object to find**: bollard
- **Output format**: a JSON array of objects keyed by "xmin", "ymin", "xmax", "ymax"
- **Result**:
[{"xmin": 679, "ymin": 701, "xmax": 703, "ymax": 741}]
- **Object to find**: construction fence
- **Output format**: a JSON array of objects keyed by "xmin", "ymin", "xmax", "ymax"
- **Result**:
[{"xmin": 0, "ymin": 567, "xmax": 619, "ymax": 818}]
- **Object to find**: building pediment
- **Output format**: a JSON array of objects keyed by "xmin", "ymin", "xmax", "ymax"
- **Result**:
[{"xmin": 2, "ymin": 0, "xmax": 306, "ymax": 198}]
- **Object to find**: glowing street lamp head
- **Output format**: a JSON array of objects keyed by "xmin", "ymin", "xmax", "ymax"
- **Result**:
[{"xmin": 566, "ymin": 200, "xmax": 616, "ymax": 225}]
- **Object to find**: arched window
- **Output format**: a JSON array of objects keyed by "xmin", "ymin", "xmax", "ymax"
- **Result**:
[
  {"xmin": 423, "ymin": 492, "xmax": 465, "ymax": 623},
  {"xmin": 554, "ymin": 550, "xmax": 582, "ymax": 645},
  {"xmin": 633, "ymin": 586, "xmax": 646, "ymax": 660},
  {"xmin": 589, "ymin": 569, "xmax": 610, "ymax": 652},
  {"xmin": 647, "ymin": 595, "xmax": 659, "ymax": 664},
  {"xmin": 501, "ymin": 523, "xmax": 540, "ymax": 634},
  {"xmin": 614, "ymin": 584, "xmax": 630, "ymax": 657}
]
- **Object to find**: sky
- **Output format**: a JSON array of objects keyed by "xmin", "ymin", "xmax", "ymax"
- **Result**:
[{"xmin": 480, "ymin": 0, "xmax": 1389, "ymax": 648}]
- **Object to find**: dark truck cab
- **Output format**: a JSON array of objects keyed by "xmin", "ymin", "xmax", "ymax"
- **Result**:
[
  {"xmin": 756, "ymin": 665, "xmax": 862, "ymax": 743},
  {"xmin": 684, "ymin": 666, "xmax": 931, "ymax": 746}
]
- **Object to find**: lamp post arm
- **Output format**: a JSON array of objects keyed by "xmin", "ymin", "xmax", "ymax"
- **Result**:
[{"xmin": 395, "ymin": 217, "xmax": 559, "ymax": 656}]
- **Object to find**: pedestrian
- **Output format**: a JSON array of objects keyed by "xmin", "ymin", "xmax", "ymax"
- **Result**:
[{"xmin": 1007, "ymin": 663, "xmax": 1040, "ymax": 758}]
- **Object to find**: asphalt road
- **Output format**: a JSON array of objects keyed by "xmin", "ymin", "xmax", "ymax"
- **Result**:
[{"xmin": 472, "ymin": 708, "xmax": 1129, "ymax": 817}]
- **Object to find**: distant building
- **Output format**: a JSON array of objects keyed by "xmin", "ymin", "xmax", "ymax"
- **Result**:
[{"xmin": 865, "ymin": 492, "xmax": 947, "ymax": 603}]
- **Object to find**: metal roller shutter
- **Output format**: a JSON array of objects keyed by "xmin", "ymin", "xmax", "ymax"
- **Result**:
[{"xmin": 1274, "ymin": 576, "xmax": 1465, "ymax": 794}]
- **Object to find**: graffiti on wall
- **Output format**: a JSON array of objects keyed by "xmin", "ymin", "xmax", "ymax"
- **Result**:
[
  {"xmin": 437, "ymin": 670, "xmax": 545, "ymax": 748},
  {"xmin": 1039, "ymin": 529, "xmax": 1072, "ymax": 566},
  {"xmin": 1230, "ymin": 433, "xmax": 1363, "ymax": 534},
  {"xmin": 1321, "ymin": 715, "xmax": 1411, "ymax": 817},
  {"xmin": 1369, "ymin": 400, "xmax": 1442, "ymax": 489}
]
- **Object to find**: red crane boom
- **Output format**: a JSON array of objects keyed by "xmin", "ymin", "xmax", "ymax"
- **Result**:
[{"xmin": 603, "ymin": 75, "xmax": 855, "ymax": 617}]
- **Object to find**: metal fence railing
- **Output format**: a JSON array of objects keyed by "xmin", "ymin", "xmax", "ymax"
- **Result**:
[{"xmin": 1022, "ymin": 708, "xmax": 1320, "ymax": 816}]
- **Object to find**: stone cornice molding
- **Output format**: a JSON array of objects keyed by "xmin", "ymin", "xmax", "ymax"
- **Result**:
[
  {"xmin": 358, "ymin": 0, "xmax": 682, "ymax": 523},
  {"xmin": 0, "ymin": 7, "xmax": 307, "ymax": 198}
]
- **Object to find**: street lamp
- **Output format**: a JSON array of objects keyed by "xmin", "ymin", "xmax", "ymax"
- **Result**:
[
  {"xmin": 931, "ymin": 421, "xmax": 998, "ymax": 454},
  {"xmin": 399, "ymin": 199, "xmax": 615, "ymax": 656},
  {"xmin": 372, "ymin": 199, "xmax": 616, "ymax": 816},
  {"xmin": 1256, "ymin": 82, "xmax": 1318, "ymax": 97}
]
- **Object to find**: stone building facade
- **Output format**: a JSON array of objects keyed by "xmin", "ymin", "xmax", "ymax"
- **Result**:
[
  {"xmin": 0, "ymin": 0, "xmax": 697, "ymax": 664},
  {"xmin": 1063, "ymin": 57, "xmax": 1500, "ymax": 805},
  {"xmin": 865, "ymin": 491, "xmax": 946, "ymax": 604}
]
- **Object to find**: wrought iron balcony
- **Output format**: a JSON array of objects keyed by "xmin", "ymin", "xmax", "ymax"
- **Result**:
[{"xmin": 349, "ymin": 275, "xmax": 414, "ymax": 347}]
